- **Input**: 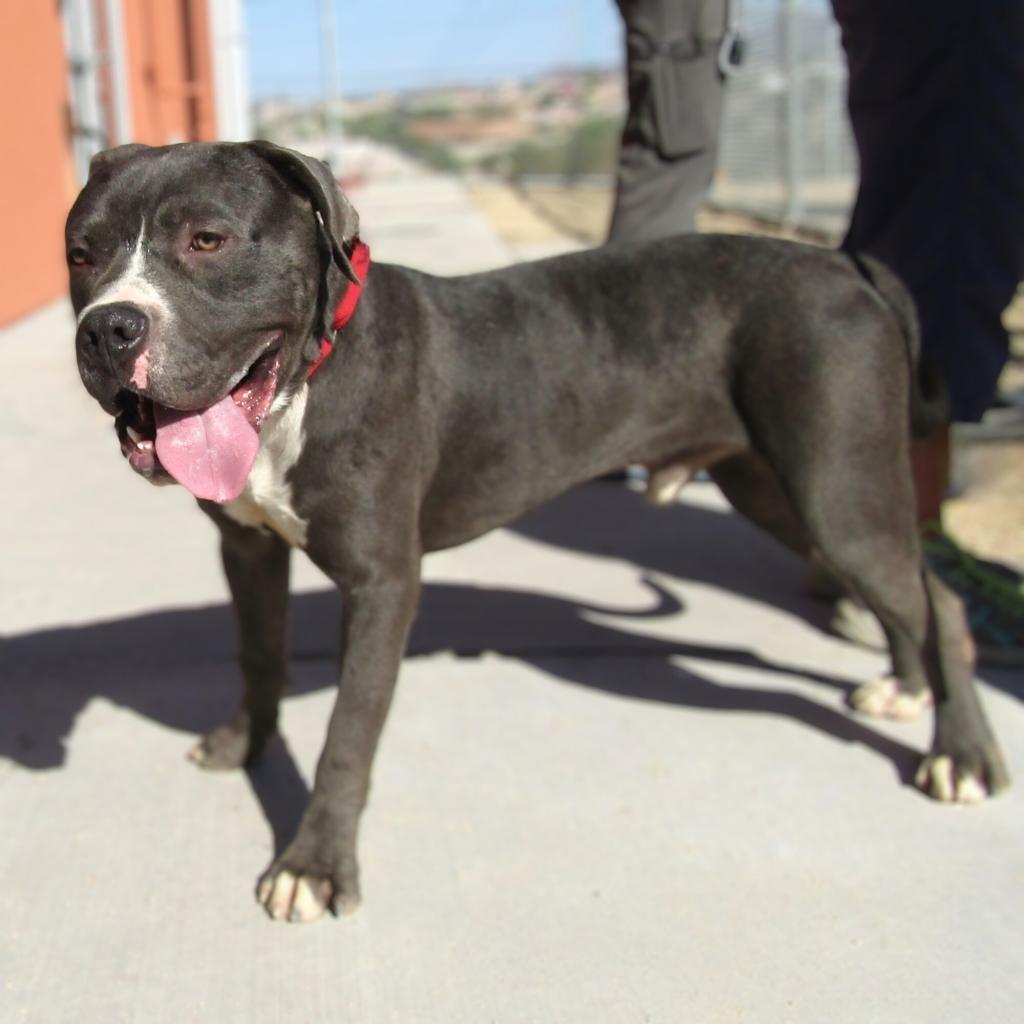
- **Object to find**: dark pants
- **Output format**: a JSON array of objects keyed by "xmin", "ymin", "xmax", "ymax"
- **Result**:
[
  {"xmin": 832, "ymin": 0, "xmax": 1024, "ymax": 422},
  {"xmin": 607, "ymin": 0, "xmax": 728, "ymax": 242}
]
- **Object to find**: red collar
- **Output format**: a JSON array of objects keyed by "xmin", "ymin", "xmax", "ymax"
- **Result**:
[{"xmin": 306, "ymin": 240, "xmax": 371, "ymax": 379}]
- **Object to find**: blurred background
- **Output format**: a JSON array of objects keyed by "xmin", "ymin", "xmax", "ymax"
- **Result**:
[
  {"xmin": 2, "ymin": 0, "xmax": 1019, "ymax": 559},
  {"xmin": 1, "ymin": 0, "xmax": 856, "ymax": 326}
]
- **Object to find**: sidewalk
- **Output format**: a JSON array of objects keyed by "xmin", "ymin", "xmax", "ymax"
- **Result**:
[{"xmin": 2, "ymin": 170, "xmax": 1023, "ymax": 1024}]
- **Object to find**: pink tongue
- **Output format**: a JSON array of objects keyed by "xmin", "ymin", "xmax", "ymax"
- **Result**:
[{"xmin": 153, "ymin": 395, "xmax": 258, "ymax": 503}]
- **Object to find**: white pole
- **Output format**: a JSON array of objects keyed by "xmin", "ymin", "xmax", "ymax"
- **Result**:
[
  {"xmin": 62, "ymin": 0, "xmax": 105, "ymax": 180},
  {"xmin": 209, "ymin": 0, "xmax": 252, "ymax": 141},
  {"xmin": 321, "ymin": 0, "xmax": 344, "ymax": 168},
  {"xmin": 103, "ymin": 0, "xmax": 133, "ymax": 144}
]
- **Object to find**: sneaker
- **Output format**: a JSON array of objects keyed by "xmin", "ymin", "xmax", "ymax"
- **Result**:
[
  {"xmin": 919, "ymin": 522, "xmax": 1024, "ymax": 667},
  {"xmin": 830, "ymin": 523, "xmax": 1024, "ymax": 668},
  {"xmin": 919, "ymin": 520, "xmax": 1024, "ymax": 604}
]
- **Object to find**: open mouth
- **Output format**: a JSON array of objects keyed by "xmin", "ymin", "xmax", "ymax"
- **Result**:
[{"xmin": 114, "ymin": 345, "xmax": 282, "ymax": 502}]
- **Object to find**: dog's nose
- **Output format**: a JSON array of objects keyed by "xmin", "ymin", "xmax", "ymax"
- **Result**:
[{"xmin": 78, "ymin": 303, "xmax": 150, "ymax": 357}]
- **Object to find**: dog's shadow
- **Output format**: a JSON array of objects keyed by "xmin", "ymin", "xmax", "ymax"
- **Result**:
[
  {"xmin": 8, "ymin": 483, "xmax": 1014, "ymax": 851},
  {"xmin": 0, "ymin": 489, "xmax": 923, "ymax": 852},
  {"xmin": 510, "ymin": 481, "xmax": 1024, "ymax": 693},
  {"xmin": 14, "ymin": 483, "xmax": 1015, "ymax": 851},
  {"xmin": 2, "ymin": 576, "xmax": 921, "ymax": 851}
]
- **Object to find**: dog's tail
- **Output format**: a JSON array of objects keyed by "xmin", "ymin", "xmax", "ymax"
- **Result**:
[{"xmin": 847, "ymin": 252, "xmax": 948, "ymax": 438}]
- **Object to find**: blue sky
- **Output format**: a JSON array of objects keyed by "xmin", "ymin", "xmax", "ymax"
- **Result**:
[{"xmin": 244, "ymin": 0, "xmax": 624, "ymax": 98}]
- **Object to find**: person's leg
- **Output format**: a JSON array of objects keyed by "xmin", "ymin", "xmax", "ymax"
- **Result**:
[
  {"xmin": 607, "ymin": 0, "xmax": 729, "ymax": 242},
  {"xmin": 833, "ymin": 0, "xmax": 1024, "ymax": 426},
  {"xmin": 828, "ymin": 0, "xmax": 1024, "ymax": 665},
  {"xmin": 910, "ymin": 429, "xmax": 949, "ymax": 524},
  {"xmin": 600, "ymin": 0, "xmax": 731, "ymax": 481}
]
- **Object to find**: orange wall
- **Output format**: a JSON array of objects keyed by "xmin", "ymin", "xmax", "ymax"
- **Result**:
[
  {"xmin": 0, "ymin": 0, "xmax": 216, "ymax": 326},
  {"xmin": 123, "ymin": 0, "xmax": 216, "ymax": 145},
  {"xmin": 0, "ymin": 3, "xmax": 78, "ymax": 325}
]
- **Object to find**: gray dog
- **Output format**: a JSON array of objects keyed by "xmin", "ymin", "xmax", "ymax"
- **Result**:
[{"xmin": 67, "ymin": 141, "xmax": 1009, "ymax": 923}]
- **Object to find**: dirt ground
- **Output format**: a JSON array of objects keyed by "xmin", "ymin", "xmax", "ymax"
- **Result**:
[
  {"xmin": 468, "ymin": 181, "xmax": 834, "ymax": 247},
  {"xmin": 468, "ymin": 181, "xmax": 1024, "ymax": 570}
]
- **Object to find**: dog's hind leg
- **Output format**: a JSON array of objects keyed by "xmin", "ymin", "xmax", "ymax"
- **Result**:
[
  {"xmin": 708, "ymin": 450, "xmax": 813, "ymax": 557},
  {"xmin": 778, "ymin": 441, "xmax": 1010, "ymax": 803},
  {"xmin": 716, "ymin": 304, "xmax": 1008, "ymax": 800},
  {"xmin": 190, "ymin": 509, "xmax": 292, "ymax": 770},
  {"xmin": 821, "ymin": 537, "xmax": 1006, "ymax": 801},
  {"xmin": 711, "ymin": 450, "xmax": 935, "ymax": 714},
  {"xmin": 711, "ymin": 452, "xmax": 925, "ymax": 709}
]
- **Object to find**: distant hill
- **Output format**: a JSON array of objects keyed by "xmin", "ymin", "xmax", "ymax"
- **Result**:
[{"xmin": 253, "ymin": 7, "xmax": 856, "ymax": 185}]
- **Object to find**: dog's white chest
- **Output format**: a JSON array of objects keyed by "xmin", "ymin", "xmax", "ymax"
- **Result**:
[{"xmin": 222, "ymin": 386, "xmax": 309, "ymax": 547}]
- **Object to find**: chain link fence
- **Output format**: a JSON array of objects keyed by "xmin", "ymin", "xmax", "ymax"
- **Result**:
[
  {"xmin": 712, "ymin": 0, "xmax": 857, "ymax": 236},
  {"xmin": 255, "ymin": 1, "xmax": 860, "ymax": 239}
]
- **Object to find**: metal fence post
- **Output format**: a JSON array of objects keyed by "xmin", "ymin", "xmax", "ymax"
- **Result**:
[
  {"xmin": 321, "ymin": 0, "xmax": 344, "ymax": 167},
  {"xmin": 782, "ymin": 0, "xmax": 803, "ymax": 225},
  {"xmin": 62, "ymin": 0, "xmax": 107, "ymax": 183}
]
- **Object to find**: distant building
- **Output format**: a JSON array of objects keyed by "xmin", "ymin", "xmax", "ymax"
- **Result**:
[{"xmin": 0, "ymin": 0, "xmax": 249, "ymax": 326}]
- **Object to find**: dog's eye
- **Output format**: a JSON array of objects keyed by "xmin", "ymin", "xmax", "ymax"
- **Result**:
[
  {"xmin": 68, "ymin": 245, "xmax": 91, "ymax": 266},
  {"xmin": 190, "ymin": 231, "xmax": 225, "ymax": 252}
]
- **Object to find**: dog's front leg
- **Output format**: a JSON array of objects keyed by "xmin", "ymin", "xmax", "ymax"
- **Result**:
[
  {"xmin": 191, "ymin": 508, "xmax": 292, "ymax": 770},
  {"xmin": 257, "ymin": 567, "xmax": 421, "ymax": 923}
]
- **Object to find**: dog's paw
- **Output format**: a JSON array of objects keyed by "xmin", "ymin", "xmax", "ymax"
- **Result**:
[
  {"xmin": 257, "ymin": 854, "xmax": 360, "ymax": 923},
  {"xmin": 188, "ymin": 713, "xmax": 271, "ymax": 771},
  {"xmin": 849, "ymin": 675, "xmax": 932, "ymax": 721},
  {"xmin": 915, "ymin": 747, "xmax": 1010, "ymax": 804}
]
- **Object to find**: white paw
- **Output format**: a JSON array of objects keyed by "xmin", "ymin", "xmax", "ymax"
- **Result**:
[
  {"xmin": 915, "ymin": 755, "xmax": 988, "ymax": 804},
  {"xmin": 849, "ymin": 675, "xmax": 932, "ymax": 721},
  {"xmin": 257, "ymin": 869, "xmax": 333, "ymax": 923}
]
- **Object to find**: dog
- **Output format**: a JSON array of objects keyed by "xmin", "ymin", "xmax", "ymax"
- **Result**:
[{"xmin": 67, "ymin": 141, "xmax": 1009, "ymax": 923}]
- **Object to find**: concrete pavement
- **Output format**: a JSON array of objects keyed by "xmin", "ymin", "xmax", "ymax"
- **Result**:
[{"xmin": 2, "ymin": 169, "xmax": 1023, "ymax": 1023}]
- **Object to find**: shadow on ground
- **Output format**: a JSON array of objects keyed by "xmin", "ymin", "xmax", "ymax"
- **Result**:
[
  {"xmin": 3, "ymin": 576, "xmax": 924, "ymax": 851},
  {"xmin": 5, "ymin": 484, "xmax": 1017, "ymax": 850},
  {"xmin": 510, "ymin": 481, "xmax": 821, "ymax": 618},
  {"xmin": 511, "ymin": 481, "xmax": 1024, "ymax": 696}
]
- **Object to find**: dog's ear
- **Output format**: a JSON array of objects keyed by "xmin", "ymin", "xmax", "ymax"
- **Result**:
[
  {"xmin": 246, "ymin": 140, "xmax": 361, "ymax": 285},
  {"xmin": 88, "ymin": 144, "xmax": 151, "ymax": 180}
]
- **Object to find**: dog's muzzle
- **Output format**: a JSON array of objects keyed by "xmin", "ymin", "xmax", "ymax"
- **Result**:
[{"xmin": 77, "ymin": 302, "xmax": 149, "ymax": 376}]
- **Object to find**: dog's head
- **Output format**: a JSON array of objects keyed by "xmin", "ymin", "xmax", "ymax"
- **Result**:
[{"xmin": 66, "ymin": 141, "xmax": 361, "ymax": 502}]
